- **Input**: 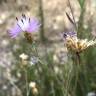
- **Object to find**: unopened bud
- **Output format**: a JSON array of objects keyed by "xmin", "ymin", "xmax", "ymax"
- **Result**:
[{"xmin": 32, "ymin": 87, "xmax": 38, "ymax": 95}]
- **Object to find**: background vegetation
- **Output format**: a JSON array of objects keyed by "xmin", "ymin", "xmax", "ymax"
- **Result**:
[{"xmin": 0, "ymin": 0, "xmax": 96, "ymax": 96}]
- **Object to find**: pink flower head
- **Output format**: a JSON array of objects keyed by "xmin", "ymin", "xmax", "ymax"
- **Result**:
[{"xmin": 8, "ymin": 14, "xmax": 41, "ymax": 38}]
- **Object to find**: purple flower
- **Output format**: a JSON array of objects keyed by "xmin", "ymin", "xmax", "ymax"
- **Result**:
[
  {"xmin": 63, "ymin": 31, "xmax": 77, "ymax": 39},
  {"xmin": 8, "ymin": 14, "xmax": 41, "ymax": 38}
]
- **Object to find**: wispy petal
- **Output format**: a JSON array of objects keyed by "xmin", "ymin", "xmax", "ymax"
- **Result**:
[
  {"xmin": 8, "ymin": 24, "xmax": 22, "ymax": 38},
  {"xmin": 27, "ymin": 18, "xmax": 41, "ymax": 32}
]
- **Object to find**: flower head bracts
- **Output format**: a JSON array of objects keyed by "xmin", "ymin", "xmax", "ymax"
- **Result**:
[
  {"xmin": 63, "ymin": 31, "xmax": 77, "ymax": 42},
  {"xmin": 63, "ymin": 31, "xmax": 77, "ymax": 39},
  {"xmin": 8, "ymin": 14, "xmax": 41, "ymax": 38},
  {"xmin": 63, "ymin": 32, "xmax": 96, "ymax": 53},
  {"xmin": 63, "ymin": 31, "xmax": 77, "ymax": 46}
]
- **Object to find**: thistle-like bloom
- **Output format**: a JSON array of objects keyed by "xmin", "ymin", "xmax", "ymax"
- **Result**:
[
  {"xmin": 63, "ymin": 32, "xmax": 96, "ymax": 53},
  {"xmin": 8, "ymin": 14, "xmax": 41, "ymax": 38}
]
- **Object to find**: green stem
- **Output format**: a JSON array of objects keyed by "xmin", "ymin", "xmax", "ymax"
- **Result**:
[
  {"xmin": 23, "ymin": 68, "xmax": 29, "ymax": 96},
  {"xmin": 73, "ymin": 52, "xmax": 81, "ymax": 95},
  {"xmin": 65, "ymin": 64, "xmax": 73, "ymax": 96}
]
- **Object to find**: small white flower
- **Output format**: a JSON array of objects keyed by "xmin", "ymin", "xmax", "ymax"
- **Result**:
[
  {"xmin": 29, "ymin": 81, "xmax": 36, "ymax": 88},
  {"xmin": 17, "ymin": 72, "xmax": 21, "ymax": 78},
  {"xmin": 19, "ymin": 53, "xmax": 28, "ymax": 60},
  {"xmin": 2, "ymin": 85, "xmax": 7, "ymax": 90},
  {"xmin": 87, "ymin": 92, "xmax": 96, "ymax": 96}
]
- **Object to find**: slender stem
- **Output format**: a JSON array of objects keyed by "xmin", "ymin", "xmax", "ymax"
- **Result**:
[
  {"xmin": 27, "ymin": 88, "xmax": 31, "ymax": 96},
  {"xmin": 50, "ymin": 81, "xmax": 56, "ymax": 96},
  {"xmin": 73, "ymin": 52, "xmax": 81, "ymax": 95},
  {"xmin": 76, "ymin": 52, "xmax": 80, "ymax": 65},
  {"xmin": 24, "ymin": 68, "xmax": 29, "ymax": 96},
  {"xmin": 38, "ymin": 56, "xmax": 65, "ymax": 95},
  {"xmin": 65, "ymin": 63, "xmax": 73, "ymax": 96}
]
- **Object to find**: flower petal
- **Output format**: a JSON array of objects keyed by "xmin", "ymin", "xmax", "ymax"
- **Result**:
[
  {"xmin": 27, "ymin": 18, "xmax": 41, "ymax": 32},
  {"xmin": 67, "ymin": 31, "xmax": 77, "ymax": 37},
  {"xmin": 8, "ymin": 24, "xmax": 22, "ymax": 38}
]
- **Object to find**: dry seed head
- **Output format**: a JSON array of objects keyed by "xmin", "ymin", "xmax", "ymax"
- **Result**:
[{"xmin": 64, "ymin": 32, "xmax": 96, "ymax": 52}]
